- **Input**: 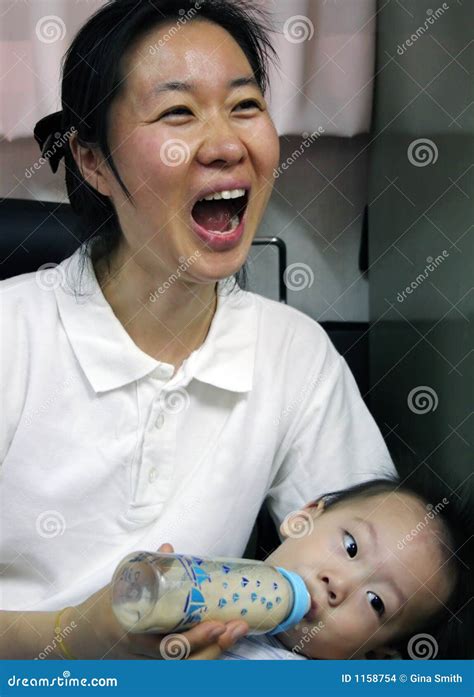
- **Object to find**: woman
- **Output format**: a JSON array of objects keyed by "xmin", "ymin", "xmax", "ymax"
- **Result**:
[{"xmin": 0, "ymin": 0, "xmax": 396, "ymax": 659}]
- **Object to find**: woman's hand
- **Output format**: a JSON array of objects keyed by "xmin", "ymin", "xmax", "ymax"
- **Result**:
[{"xmin": 64, "ymin": 544, "xmax": 249, "ymax": 660}]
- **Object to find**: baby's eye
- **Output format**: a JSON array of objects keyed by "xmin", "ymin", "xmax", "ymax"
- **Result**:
[
  {"xmin": 343, "ymin": 531, "xmax": 358, "ymax": 558},
  {"xmin": 367, "ymin": 591, "xmax": 385, "ymax": 617}
]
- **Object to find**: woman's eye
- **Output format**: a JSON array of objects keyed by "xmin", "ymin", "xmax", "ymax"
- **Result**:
[
  {"xmin": 235, "ymin": 100, "xmax": 261, "ymax": 110},
  {"xmin": 367, "ymin": 591, "xmax": 385, "ymax": 617},
  {"xmin": 162, "ymin": 107, "xmax": 191, "ymax": 118},
  {"xmin": 343, "ymin": 531, "xmax": 358, "ymax": 558},
  {"xmin": 160, "ymin": 101, "xmax": 261, "ymax": 120}
]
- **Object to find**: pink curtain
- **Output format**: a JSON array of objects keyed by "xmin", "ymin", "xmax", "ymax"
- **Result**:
[{"xmin": 0, "ymin": 0, "xmax": 376, "ymax": 141}]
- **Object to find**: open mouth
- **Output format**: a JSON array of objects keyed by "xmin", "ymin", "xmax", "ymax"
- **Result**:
[{"xmin": 191, "ymin": 191, "xmax": 249, "ymax": 235}]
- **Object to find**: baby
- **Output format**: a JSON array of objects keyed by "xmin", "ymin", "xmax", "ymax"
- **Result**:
[{"xmin": 220, "ymin": 477, "xmax": 473, "ymax": 660}]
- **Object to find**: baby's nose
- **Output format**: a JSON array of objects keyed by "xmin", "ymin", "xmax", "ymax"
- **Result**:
[{"xmin": 320, "ymin": 573, "xmax": 350, "ymax": 606}]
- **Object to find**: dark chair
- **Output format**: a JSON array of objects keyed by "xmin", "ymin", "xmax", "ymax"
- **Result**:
[{"xmin": 0, "ymin": 197, "xmax": 369, "ymax": 559}]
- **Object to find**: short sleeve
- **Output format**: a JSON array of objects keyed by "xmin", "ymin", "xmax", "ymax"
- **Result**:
[
  {"xmin": 0, "ymin": 283, "xmax": 29, "ymax": 464},
  {"xmin": 266, "ymin": 353, "xmax": 397, "ymax": 531}
]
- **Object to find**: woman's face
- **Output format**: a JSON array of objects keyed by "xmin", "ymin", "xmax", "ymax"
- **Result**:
[{"xmin": 102, "ymin": 18, "xmax": 280, "ymax": 283}]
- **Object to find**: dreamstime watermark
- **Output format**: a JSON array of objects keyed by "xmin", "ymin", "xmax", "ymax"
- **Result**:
[
  {"xmin": 25, "ymin": 127, "xmax": 77, "ymax": 179},
  {"xmin": 160, "ymin": 634, "xmax": 191, "ymax": 660},
  {"xmin": 397, "ymin": 4, "xmax": 449, "ymax": 55},
  {"xmin": 292, "ymin": 621, "xmax": 325, "ymax": 655},
  {"xmin": 273, "ymin": 128, "xmax": 325, "ymax": 179},
  {"xmin": 8, "ymin": 673, "xmax": 118, "ymax": 688},
  {"xmin": 283, "ymin": 262, "xmax": 314, "ymax": 292},
  {"xmin": 35, "ymin": 262, "xmax": 67, "ymax": 291},
  {"xmin": 35, "ymin": 621, "xmax": 78, "ymax": 660},
  {"xmin": 396, "ymin": 251, "xmax": 449, "ymax": 303},
  {"xmin": 407, "ymin": 138, "xmax": 439, "ymax": 167},
  {"xmin": 408, "ymin": 386, "xmax": 439, "ymax": 414},
  {"xmin": 407, "ymin": 633, "xmax": 439, "ymax": 659},
  {"xmin": 397, "ymin": 497, "xmax": 449, "ymax": 550},
  {"xmin": 149, "ymin": 252, "xmax": 202, "ymax": 302},
  {"xmin": 36, "ymin": 510, "xmax": 67, "ymax": 539},
  {"xmin": 23, "ymin": 376, "xmax": 78, "ymax": 428},
  {"xmin": 277, "ymin": 367, "xmax": 329, "ymax": 425},
  {"xmin": 35, "ymin": 15, "xmax": 66, "ymax": 44},
  {"xmin": 160, "ymin": 139, "xmax": 191, "ymax": 167},
  {"xmin": 149, "ymin": 2, "xmax": 202, "ymax": 53},
  {"xmin": 284, "ymin": 15, "xmax": 315, "ymax": 44},
  {"xmin": 281, "ymin": 509, "xmax": 314, "ymax": 539},
  {"xmin": 159, "ymin": 388, "xmax": 190, "ymax": 415}
]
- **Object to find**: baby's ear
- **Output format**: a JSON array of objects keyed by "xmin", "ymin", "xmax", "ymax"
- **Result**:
[
  {"xmin": 304, "ymin": 498, "xmax": 326, "ymax": 513},
  {"xmin": 365, "ymin": 646, "xmax": 403, "ymax": 660},
  {"xmin": 279, "ymin": 499, "xmax": 326, "ymax": 538}
]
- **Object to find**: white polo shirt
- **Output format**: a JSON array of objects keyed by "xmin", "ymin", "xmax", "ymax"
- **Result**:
[{"xmin": 0, "ymin": 248, "xmax": 395, "ymax": 611}]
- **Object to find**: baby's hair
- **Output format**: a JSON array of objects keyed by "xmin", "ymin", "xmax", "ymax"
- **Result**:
[{"xmin": 317, "ymin": 474, "xmax": 473, "ymax": 660}]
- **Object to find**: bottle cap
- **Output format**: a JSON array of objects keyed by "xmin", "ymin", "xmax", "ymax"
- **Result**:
[{"xmin": 268, "ymin": 567, "xmax": 311, "ymax": 635}]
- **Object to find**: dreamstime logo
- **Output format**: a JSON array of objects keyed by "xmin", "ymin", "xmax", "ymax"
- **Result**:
[
  {"xmin": 36, "ymin": 510, "xmax": 66, "ymax": 539},
  {"xmin": 407, "ymin": 633, "xmax": 438, "ymax": 659},
  {"xmin": 407, "ymin": 139, "xmax": 439, "ymax": 167},
  {"xmin": 35, "ymin": 263, "xmax": 66, "ymax": 291},
  {"xmin": 149, "ymin": 2, "xmax": 202, "ymax": 53},
  {"xmin": 159, "ymin": 388, "xmax": 190, "ymax": 415},
  {"xmin": 273, "ymin": 127, "xmax": 325, "ymax": 179},
  {"xmin": 23, "ymin": 376, "xmax": 77, "ymax": 429},
  {"xmin": 35, "ymin": 620, "xmax": 77, "ymax": 660},
  {"xmin": 407, "ymin": 386, "xmax": 439, "ymax": 414},
  {"xmin": 396, "ymin": 251, "xmax": 449, "ymax": 303},
  {"xmin": 284, "ymin": 15, "xmax": 315, "ymax": 44},
  {"xmin": 160, "ymin": 634, "xmax": 191, "ymax": 660},
  {"xmin": 397, "ymin": 4, "xmax": 449, "ymax": 55},
  {"xmin": 284, "ymin": 263, "xmax": 314, "ymax": 291},
  {"xmin": 292, "ymin": 621, "xmax": 325, "ymax": 654},
  {"xmin": 149, "ymin": 252, "xmax": 201, "ymax": 302},
  {"xmin": 397, "ymin": 497, "xmax": 449, "ymax": 550},
  {"xmin": 160, "ymin": 139, "xmax": 191, "ymax": 167},
  {"xmin": 281, "ymin": 509, "xmax": 314, "ymax": 539},
  {"xmin": 276, "ymin": 367, "xmax": 328, "ymax": 425},
  {"xmin": 35, "ymin": 15, "xmax": 66, "ymax": 43},
  {"xmin": 25, "ymin": 126, "xmax": 77, "ymax": 179}
]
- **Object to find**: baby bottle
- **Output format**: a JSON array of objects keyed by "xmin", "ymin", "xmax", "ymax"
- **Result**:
[{"xmin": 111, "ymin": 551, "xmax": 310, "ymax": 635}]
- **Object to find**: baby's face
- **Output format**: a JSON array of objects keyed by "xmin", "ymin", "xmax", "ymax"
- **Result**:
[{"xmin": 266, "ymin": 492, "xmax": 452, "ymax": 659}]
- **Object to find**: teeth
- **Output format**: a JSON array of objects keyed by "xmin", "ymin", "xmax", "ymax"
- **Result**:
[{"xmin": 199, "ymin": 188, "xmax": 246, "ymax": 202}]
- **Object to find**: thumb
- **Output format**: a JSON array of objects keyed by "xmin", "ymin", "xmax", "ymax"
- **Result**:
[{"xmin": 157, "ymin": 542, "xmax": 174, "ymax": 553}]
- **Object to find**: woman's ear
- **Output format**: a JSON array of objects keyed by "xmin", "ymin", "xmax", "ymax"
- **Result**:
[
  {"xmin": 279, "ymin": 498, "xmax": 326, "ymax": 538},
  {"xmin": 69, "ymin": 133, "xmax": 111, "ymax": 197}
]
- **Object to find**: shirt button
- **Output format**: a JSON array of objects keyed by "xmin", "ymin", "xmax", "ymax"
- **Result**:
[
  {"xmin": 155, "ymin": 413, "xmax": 165, "ymax": 429},
  {"xmin": 148, "ymin": 467, "xmax": 158, "ymax": 483},
  {"xmin": 151, "ymin": 365, "xmax": 174, "ymax": 380}
]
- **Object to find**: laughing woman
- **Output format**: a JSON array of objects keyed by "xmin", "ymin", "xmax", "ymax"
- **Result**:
[{"xmin": 0, "ymin": 0, "xmax": 395, "ymax": 659}]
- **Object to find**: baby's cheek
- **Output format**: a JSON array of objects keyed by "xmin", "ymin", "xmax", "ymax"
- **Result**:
[{"xmin": 319, "ymin": 611, "xmax": 372, "ymax": 658}]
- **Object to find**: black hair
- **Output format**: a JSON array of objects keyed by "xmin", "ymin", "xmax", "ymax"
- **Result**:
[
  {"xmin": 59, "ymin": 0, "xmax": 280, "ymax": 291},
  {"xmin": 319, "ymin": 475, "xmax": 473, "ymax": 660}
]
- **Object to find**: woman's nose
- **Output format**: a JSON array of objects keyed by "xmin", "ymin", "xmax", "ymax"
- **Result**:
[{"xmin": 195, "ymin": 117, "xmax": 247, "ymax": 167}]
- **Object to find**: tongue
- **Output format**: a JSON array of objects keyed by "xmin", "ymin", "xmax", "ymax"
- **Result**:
[{"xmin": 192, "ymin": 199, "xmax": 234, "ymax": 233}]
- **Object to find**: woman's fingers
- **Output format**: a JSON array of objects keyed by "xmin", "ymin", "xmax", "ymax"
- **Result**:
[
  {"xmin": 215, "ymin": 620, "xmax": 249, "ymax": 651},
  {"xmin": 135, "ymin": 620, "xmax": 248, "ymax": 660}
]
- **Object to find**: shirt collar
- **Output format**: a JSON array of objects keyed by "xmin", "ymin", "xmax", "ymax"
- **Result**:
[{"xmin": 54, "ymin": 247, "xmax": 257, "ymax": 394}]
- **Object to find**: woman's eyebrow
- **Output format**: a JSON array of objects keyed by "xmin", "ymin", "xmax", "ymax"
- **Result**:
[{"xmin": 147, "ymin": 75, "xmax": 259, "ymax": 99}]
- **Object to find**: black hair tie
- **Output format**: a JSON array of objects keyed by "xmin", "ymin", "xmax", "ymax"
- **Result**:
[{"xmin": 33, "ymin": 110, "xmax": 69, "ymax": 173}]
